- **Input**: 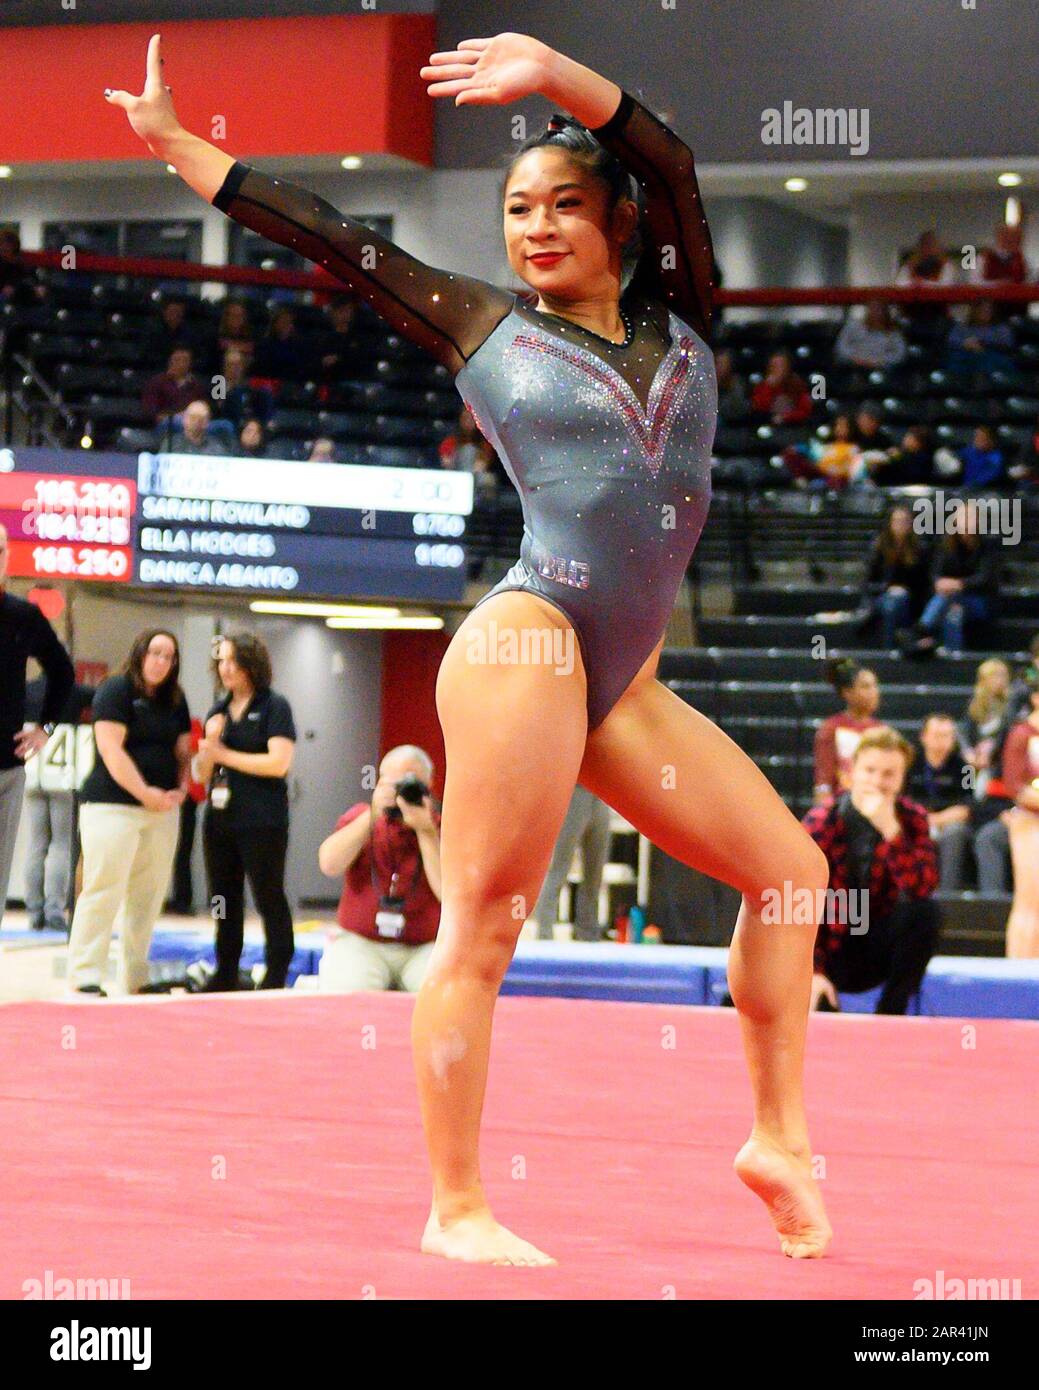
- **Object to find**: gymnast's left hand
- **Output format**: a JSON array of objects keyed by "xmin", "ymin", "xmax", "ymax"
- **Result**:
[{"xmin": 420, "ymin": 32, "xmax": 555, "ymax": 108}]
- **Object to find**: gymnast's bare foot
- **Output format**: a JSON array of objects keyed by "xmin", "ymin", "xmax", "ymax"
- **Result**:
[
  {"xmin": 734, "ymin": 1134, "xmax": 832, "ymax": 1259},
  {"xmin": 421, "ymin": 1203, "xmax": 556, "ymax": 1266}
]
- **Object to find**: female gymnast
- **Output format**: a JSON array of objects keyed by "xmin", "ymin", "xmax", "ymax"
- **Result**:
[{"xmin": 106, "ymin": 30, "xmax": 832, "ymax": 1265}]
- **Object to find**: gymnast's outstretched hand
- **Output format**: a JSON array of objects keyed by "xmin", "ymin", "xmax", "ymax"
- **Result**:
[
  {"xmin": 420, "ymin": 32, "xmax": 554, "ymax": 108},
  {"xmin": 103, "ymin": 33, "xmax": 182, "ymax": 153},
  {"xmin": 420, "ymin": 32, "xmax": 622, "ymax": 133}
]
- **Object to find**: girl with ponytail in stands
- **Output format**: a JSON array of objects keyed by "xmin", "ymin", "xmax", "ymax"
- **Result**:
[
  {"xmin": 106, "ymin": 30, "xmax": 833, "ymax": 1264},
  {"xmin": 813, "ymin": 658, "xmax": 883, "ymax": 804}
]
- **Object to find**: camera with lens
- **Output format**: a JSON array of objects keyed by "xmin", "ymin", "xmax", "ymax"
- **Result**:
[{"xmin": 385, "ymin": 773, "xmax": 429, "ymax": 821}]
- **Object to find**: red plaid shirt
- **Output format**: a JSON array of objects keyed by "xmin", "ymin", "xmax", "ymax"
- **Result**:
[{"xmin": 802, "ymin": 794, "xmax": 938, "ymax": 973}]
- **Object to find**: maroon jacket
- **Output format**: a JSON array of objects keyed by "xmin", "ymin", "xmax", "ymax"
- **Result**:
[
  {"xmin": 803, "ymin": 793, "xmax": 938, "ymax": 974},
  {"xmin": 141, "ymin": 370, "xmax": 207, "ymax": 422}
]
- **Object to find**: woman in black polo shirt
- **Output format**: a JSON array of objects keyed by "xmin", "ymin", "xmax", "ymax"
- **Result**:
[
  {"xmin": 67, "ymin": 629, "xmax": 191, "ymax": 995},
  {"xmin": 195, "ymin": 630, "xmax": 296, "ymax": 990}
]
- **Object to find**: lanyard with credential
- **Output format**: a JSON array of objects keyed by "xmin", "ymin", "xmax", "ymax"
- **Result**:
[{"xmin": 369, "ymin": 815, "xmax": 424, "ymax": 901}]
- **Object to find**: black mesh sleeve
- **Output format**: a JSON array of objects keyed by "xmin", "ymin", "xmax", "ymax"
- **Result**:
[
  {"xmin": 590, "ymin": 90, "xmax": 715, "ymax": 344},
  {"xmin": 212, "ymin": 163, "xmax": 515, "ymax": 376}
]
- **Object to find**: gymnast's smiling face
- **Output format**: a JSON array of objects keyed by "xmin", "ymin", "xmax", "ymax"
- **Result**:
[{"xmin": 503, "ymin": 147, "xmax": 638, "ymax": 303}]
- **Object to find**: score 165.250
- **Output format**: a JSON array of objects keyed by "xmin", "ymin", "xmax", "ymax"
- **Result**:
[{"xmin": 30, "ymin": 546, "xmax": 129, "ymax": 579}]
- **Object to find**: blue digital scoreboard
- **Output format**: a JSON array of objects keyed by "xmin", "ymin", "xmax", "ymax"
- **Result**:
[{"xmin": 1, "ymin": 446, "xmax": 472, "ymax": 602}]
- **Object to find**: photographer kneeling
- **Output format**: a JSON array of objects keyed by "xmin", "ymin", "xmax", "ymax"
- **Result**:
[{"xmin": 317, "ymin": 746, "xmax": 441, "ymax": 992}]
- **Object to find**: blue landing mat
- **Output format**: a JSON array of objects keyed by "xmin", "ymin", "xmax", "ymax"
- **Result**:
[{"xmin": 137, "ymin": 932, "xmax": 1039, "ymax": 1019}]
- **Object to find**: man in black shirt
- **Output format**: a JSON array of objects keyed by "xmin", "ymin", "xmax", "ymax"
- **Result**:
[
  {"xmin": 906, "ymin": 713, "xmax": 973, "ymax": 891},
  {"xmin": 0, "ymin": 525, "xmax": 75, "ymax": 928}
]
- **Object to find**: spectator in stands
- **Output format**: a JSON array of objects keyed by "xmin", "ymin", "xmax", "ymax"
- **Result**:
[
  {"xmin": 1007, "ymin": 635, "xmax": 1039, "ymax": 724},
  {"xmin": 971, "ymin": 223, "xmax": 1029, "ymax": 320},
  {"xmin": 254, "ymin": 306, "xmax": 311, "ymax": 382},
  {"xmin": 895, "ymin": 230, "xmax": 957, "ymax": 323},
  {"xmin": 959, "ymin": 658, "xmax": 1013, "ymax": 801},
  {"xmin": 958, "ymin": 658, "xmax": 1017, "ymax": 893},
  {"xmin": 1007, "ymin": 415, "xmax": 1039, "ymax": 492},
  {"xmin": 973, "ymin": 801, "xmax": 1014, "ymax": 895},
  {"xmin": 531, "ymin": 785, "xmax": 611, "ymax": 941},
  {"xmin": 215, "ymin": 298, "xmax": 256, "ymax": 365},
  {"xmin": 783, "ymin": 413, "xmax": 863, "ymax": 490},
  {"xmin": 714, "ymin": 349, "xmax": 748, "ymax": 417},
  {"xmin": 860, "ymin": 504, "xmax": 931, "ymax": 647},
  {"xmin": 214, "ymin": 346, "xmax": 272, "ymax": 429},
  {"xmin": 945, "ymin": 300, "xmax": 1015, "ymax": 377},
  {"xmin": 971, "ymin": 801, "xmax": 1016, "ymax": 897},
  {"xmin": 805, "ymin": 727, "xmax": 939, "ymax": 1014},
  {"xmin": 194, "ymin": 631, "xmax": 297, "ymax": 991},
  {"xmin": 0, "ymin": 229, "xmax": 44, "ymax": 307},
  {"xmin": 141, "ymin": 347, "xmax": 206, "ymax": 426},
  {"xmin": 907, "ymin": 713, "xmax": 973, "ymax": 891},
  {"xmin": 813, "ymin": 657, "xmax": 883, "ymax": 804},
  {"xmin": 308, "ymin": 437, "xmax": 336, "ymax": 462},
  {"xmin": 316, "ymin": 295, "xmax": 359, "ymax": 381},
  {"xmin": 166, "ymin": 715, "xmax": 205, "ymax": 916},
  {"xmin": 235, "ymin": 417, "xmax": 269, "ymax": 459},
  {"xmin": 835, "ymin": 300, "xmax": 907, "ymax": 371},
  {"xmin": 750, "ymin": 349, "xmax": 813, "ymax": 425},
  {"xmin": 66, "ymin": 630, "xmax": 191, "ymax": 996},
  {"xmin": 0, "ymin": 528, "xmax": 76, "ymax": 933},
  {"xmin": 316, "ymin": 745, "xmax": 441, "ymax": 993},
  {"xmin": 852, "ymin": 404, "xmax": 895, "ymax": 455},
  {"xmin": 1001, "ymin": 673, "xmax": 1039, "ymax": 956},
  {"xmin": 953, "ymin": 425, "xmax": 1006, "ymax": 490},
  {"xmin": 145, "ymin": 294, "xmax": 197, "ymax": 360},
  {"xmin": 22, "ymin": 675, "xmax": 95, "ymax": 932},
  {"xmin": 439, "ymin": 407, "xmax": 497, "ymax": 486},
  {"xmin": 866, "ymin": 425, "xmax": 935, "ymax": 487},
  {"xmin": 169, "ymin": 399, "xmax": 226, "ymax": 456},
  {"xmin": 906, "ymin": 498, "xmax": 1000, "ymax": 654}
]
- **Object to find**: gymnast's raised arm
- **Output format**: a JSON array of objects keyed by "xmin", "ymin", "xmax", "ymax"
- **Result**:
[{"xmin": 104, "ymin": 34, "xmax": 514, "ymax": 376}]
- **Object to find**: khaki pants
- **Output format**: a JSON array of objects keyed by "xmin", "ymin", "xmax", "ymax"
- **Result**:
[
  {"xmin": 67, "ymin": 802, "xmax": 180, "ymax": 993},
  {"xmin": 318, "ymin": 929, "xmax": 435, "ymax": 993}
]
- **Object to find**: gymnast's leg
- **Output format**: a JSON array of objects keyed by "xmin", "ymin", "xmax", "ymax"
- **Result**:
[
  {"xmin": 413, "ymin": 591, "xmax": 589, "ymax": 1264},
  {"xmin": 579, "ymin": 665, "xmax": 833, "ymax": 1258}
]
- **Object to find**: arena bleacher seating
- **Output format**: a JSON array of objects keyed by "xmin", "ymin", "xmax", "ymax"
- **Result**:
[
  {"xmin": 2, "ymin": 268, "xmax": 1036, "ymax": 970},
  {"xmin": 1, "ymin": 275, "xmax": 459, "ymax": 460}
]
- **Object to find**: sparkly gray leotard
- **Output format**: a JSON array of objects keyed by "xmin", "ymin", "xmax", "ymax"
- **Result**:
[{"xmin": 213, "ymin": 88, "xmax": 716, "ymax": 730}]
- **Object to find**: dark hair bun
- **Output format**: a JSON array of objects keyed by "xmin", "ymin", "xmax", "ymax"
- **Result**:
[{"xmin": 826, "ymin": 656, "xmax": 860, "ymax": 693}]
